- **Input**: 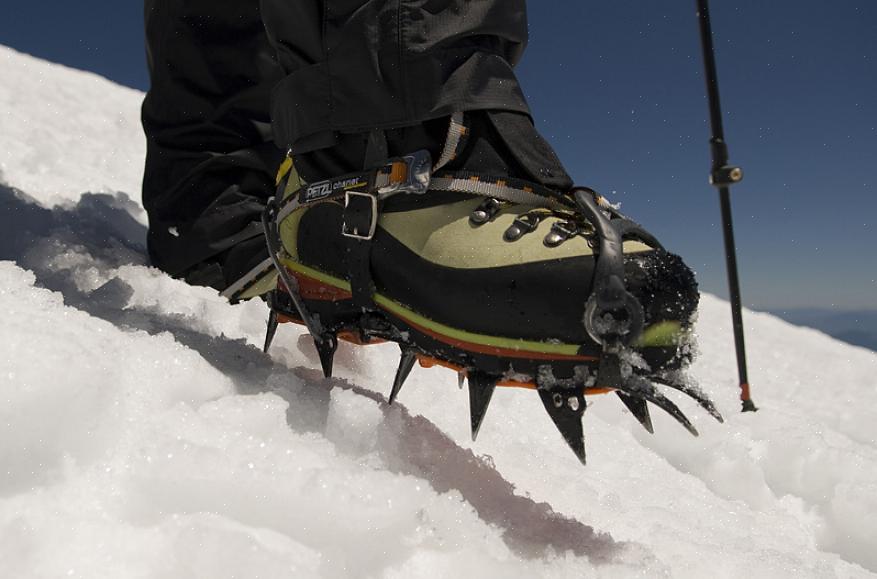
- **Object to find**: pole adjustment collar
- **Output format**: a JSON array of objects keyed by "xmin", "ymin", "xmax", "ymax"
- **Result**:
[{"xmin": 710, "ymin": 165, "xmax": 744, "ymax": 187}]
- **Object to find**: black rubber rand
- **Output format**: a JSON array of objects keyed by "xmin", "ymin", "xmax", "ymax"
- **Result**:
[{"xmin": 296, "ymin": 203, "xmax": 698, "ymax": 348}]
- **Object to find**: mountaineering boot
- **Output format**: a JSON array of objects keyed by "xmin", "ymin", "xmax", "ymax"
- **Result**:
[{"xmin": 226, "ymin": 110, "xmax": 721, "ymax": 463}]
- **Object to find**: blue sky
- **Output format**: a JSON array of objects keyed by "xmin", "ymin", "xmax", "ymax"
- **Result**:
[{"xmin": 1, "ymin": 1, "xmax": 875, "ymax": 310}]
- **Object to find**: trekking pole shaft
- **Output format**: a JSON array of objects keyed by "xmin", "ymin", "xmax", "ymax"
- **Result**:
[
  {"xmin": 718, "ymin": 185, "xmax": 751, "ymax": 403},
  {"xmin": 695, "ymin": 0, "xmax": 756, "ymax": 411},
  {"xmin": 697, "ymin": 0, "xmax": 727, "ymax": 151}
]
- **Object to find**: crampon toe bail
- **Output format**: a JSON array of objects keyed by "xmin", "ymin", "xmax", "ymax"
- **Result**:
[{"xmin": 574, "ymin": 187, "xmax": 645, "ymax": 348}]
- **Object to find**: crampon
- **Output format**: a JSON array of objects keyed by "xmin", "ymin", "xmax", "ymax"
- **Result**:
[{"xmin": 226, "ymin": 113, "xmax": 723, "ymax": 464}]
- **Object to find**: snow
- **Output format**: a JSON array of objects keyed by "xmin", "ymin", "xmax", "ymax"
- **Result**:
[
  {"xmin": 0, "ymin": 46, "xmax": 145, "ymax": 208},
  {"xmin": 1, "ymin": 44, "xmax": 876, "ymax": 577}
]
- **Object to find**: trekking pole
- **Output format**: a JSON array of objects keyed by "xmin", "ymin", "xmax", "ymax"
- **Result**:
[{"xmin": 694, "ymin": 0, "xmax": 757, "ymax": 411}]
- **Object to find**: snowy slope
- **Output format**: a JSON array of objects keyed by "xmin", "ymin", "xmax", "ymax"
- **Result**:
[
  {"xmin": 0, "ymin": 46, "xmax": 145, "ymax": 209},
  {"xmin": 1, "ymin": 44, "xmax": 876, "ymax": 578}
]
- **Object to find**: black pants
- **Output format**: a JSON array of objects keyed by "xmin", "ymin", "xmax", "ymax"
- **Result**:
[{"xmin": 142, "ymin": 0, "xmax": 563, "ymax": 288}]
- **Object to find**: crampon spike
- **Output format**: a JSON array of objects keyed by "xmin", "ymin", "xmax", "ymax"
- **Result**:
[
  {"xmin": 652, "ymin": 375, "xmax": 724, "ymax": 423},
  {"xmin": 616, "ymin": 391, "xmax": 654, "ymax": 434},
  {"xmin": 389, "ymin": 349, "xmax": 417, "ymax": 405},
  {"xmin": 263, "ymin": 309, "xmax": 279, "ymax": 354},
  {"xmin": 457, "ymin": 372, "xmax": 465, "ymax": 390},
  {"xmin": 538, "ymin": 388, "xmax": 587, "ymax": 465},
  {"xmin": 314, "ymin": 335, "xmax": 338, "ymax": 378},
  {"xmin": 467, "ymin": 371, "xmax": 498, "ymax": 441},
  {"xmin": 623, "ymin": 378, "xmax": 699, "ymax": 437}
]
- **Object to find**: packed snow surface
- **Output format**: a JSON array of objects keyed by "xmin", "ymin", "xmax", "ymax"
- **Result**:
[{"xmin": 1, "ymin": 45, "xmax": 876, "ymax": 578}]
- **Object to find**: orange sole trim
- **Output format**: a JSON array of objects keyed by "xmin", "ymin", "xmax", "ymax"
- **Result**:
[
  {"xmin": 414, "ymin": 353, "xmax": 612, "ymax": 394},
  {"xmin": 277, "ymin": 269, "xmax": 608, "ymax": 394}
]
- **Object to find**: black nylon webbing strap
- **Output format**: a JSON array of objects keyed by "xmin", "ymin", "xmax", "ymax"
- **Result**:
[
  {"xmin": 345, "ymin": 130, "xmax": 388, "ymax": 309},
  {"xmin": 276, "ymin": 154, "xmax": 424, "ymax": 223},
  {"xmin": 298, "ymin": 169, "xmax": 373, "ymax": 206},
  {"xmin": 346, "ymin": 226, "xmax": 377, "ymax": 309},
  {"xmin": 344, "ymin": 189, "xmax": 379, "ymax": 309}
]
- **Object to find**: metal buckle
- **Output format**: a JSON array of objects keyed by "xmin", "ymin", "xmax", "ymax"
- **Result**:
[
  {"xmin": 342, "ymin": 190, "xmax": 378, "ymax": 240},
  {"xmin": 340, "ymin": 149, "xmax": 431, "ymax": 241},
  {"xmin": 378, "ymin": 149, "xmax": 432, "ymax": 196}
]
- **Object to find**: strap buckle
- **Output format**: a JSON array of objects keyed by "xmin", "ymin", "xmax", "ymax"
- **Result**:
[
  {"xmin": 342, "ymin": 149, "xmax": 432, "ymax": 241},
  {"xmin": 342, "ymin": 190, "xmax": 379, "ymax": 240},
  {"xmin": 378, "ymin": 149, "xmax": 432, "ymax": 196}
]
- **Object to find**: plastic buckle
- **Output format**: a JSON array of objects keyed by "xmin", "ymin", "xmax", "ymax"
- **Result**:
[
  {"xmin": 378, "ymin": 149, "xmax": 432, "ymax": 196},
  {"xmin": 342, "ymin": 190, "xmax": 378, "ymax": 240}
]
